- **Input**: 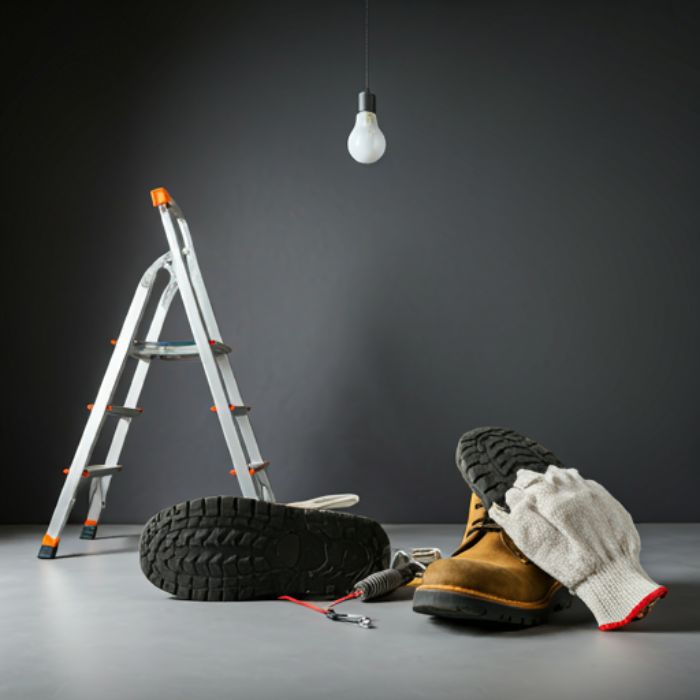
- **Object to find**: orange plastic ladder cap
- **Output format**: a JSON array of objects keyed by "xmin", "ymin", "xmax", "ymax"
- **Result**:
[
  {"xmin": 42, "ymin": 534, "xmax": 60, "ymax": 547},
  {"xmin": 229, "ymin": 467, "xmax": 258, "ymax": 476},
  {"xmin": 84, "ymin": 520, "xmax": 98, "ymax": 527},
  {"xmin": 150, "ymin": 187, "xmax": 172, "ymax": 207}
]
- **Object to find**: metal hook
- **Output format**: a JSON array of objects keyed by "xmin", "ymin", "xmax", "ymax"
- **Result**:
[{"xmin": 326, "ymin": 609, "xmax": 373, "ymax": 628}]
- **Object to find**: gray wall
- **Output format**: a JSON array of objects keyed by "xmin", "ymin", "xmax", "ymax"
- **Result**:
[{"xmin": 4, "ymin": 1, "xmax": 699, "ymax": 524}]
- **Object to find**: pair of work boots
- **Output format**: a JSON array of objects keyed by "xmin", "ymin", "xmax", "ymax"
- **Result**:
[
  {"xmin": 413, "ymin": 427, "xmax": 667, "ymax": 630},
  {"xmin": 139, "ymin": 426, "xmax": 665, "ymax": 631}
]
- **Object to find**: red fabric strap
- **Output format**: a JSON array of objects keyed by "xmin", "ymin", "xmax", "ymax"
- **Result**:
[{"xmin": 278, "ymin": 589, "xmax": 362, "ymax": 616}]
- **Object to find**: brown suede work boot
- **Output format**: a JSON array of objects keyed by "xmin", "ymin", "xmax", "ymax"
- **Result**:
[{"xmin": 413, "ymin": 494, "xmax": 571, "ymax": 625}]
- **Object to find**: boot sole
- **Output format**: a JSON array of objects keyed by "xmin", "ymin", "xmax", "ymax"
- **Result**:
[
  {"xmin": 456, "ymin": 427, "xmax": 565, "ymax": 511},
  {"xmin": 139, "ymin": 496, "xmax": 390, "ymax": 601},
  {"xmin": 412, "ymin": 585, "xmax": 572, "ymax": 626}
]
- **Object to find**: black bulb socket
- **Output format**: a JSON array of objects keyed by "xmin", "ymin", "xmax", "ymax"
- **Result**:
[{"xmin": 358, "ymin": 90, "xmax": 377, "ymax": 114}]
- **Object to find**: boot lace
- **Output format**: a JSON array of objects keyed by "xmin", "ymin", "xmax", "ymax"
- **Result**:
[
  {"xmin": 461, "ymin": 501, "xmax": 530, "ymax": 563},
  {"xmin": 465, "ymin": 501, "xmax": 502, "ymax": 539}
]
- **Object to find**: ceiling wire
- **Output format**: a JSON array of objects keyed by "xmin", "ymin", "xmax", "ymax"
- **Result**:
[{"xmin": 365, "ymin": 0, "xmax": 370, "ymax": 91}]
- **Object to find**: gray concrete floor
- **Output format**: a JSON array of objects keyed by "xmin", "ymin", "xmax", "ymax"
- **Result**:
[{"xmin": 0, "ymin": 523, "xmax": 698, "ymax": 700}]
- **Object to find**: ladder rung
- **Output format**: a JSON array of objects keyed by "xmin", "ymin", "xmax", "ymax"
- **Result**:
[
  {"xmin": 124, "ymin": 339, "xmax": 232, "ymax": 360},
  {"xmin": 210, "ymin": 404, "xmax": 251, "ymax": 416},
  {"xmin": 62, "ymin": 465, "xmax": 123, "ymax": 478},
  {"xmin": 229, "ymin": 461, "xmax": 270, "ymax": 477},
  {"xmin": 87, "ymin": 403, "xmax": 143, "ymax": 417}
]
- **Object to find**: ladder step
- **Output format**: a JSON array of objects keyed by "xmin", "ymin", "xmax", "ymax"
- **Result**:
[
  {"xmin": 210, "ymin": 404, "xmax": 251, "ymax": 416},
  {"xmin": 86, "ymin": 403, "xmax": 143, "ymax": 417},
  {"xmin": 62, "ymin": 465, "xmax": 123, "ymax": 478},
  {"xmin": 229, "ymin": 461, "xmax": 270, "ymax": 477},
  {"xmin": 124, "ymin": 339, "xmax": 232, "ymax": 361}
]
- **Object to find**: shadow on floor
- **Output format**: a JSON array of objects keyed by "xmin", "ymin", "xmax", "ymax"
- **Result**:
[
  {"xmin": 96, "ymin": 532, "xmax": 142, "ymax": 540},
  {"xmin": 618, "ymin": 581, "xmax": 700, "ymax": 633},
  {"xmin": 56, "ymin": 534, "xmax": 140, "ymax": 559},
  {"xmin": 363, "ymin": 586, "xmax": 417, "ymax": 603},
  {"xmin": 417, "ymin": 581, "xmax": 700, "ymax": 635}
]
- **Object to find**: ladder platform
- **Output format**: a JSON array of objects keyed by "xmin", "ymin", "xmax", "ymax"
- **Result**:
[
  {"xmin": 210, "ymin": 404, "xmax": 251, "ymax": 415},
  {"xmin": 87, "ymin": 403, "xmax": 143, "ymax": 417},
  {"xmin": 126, "ymin": 339, "xmax": 232, "ymax": 360},
  {"xmin": 230, "ymin": 460, "xmax": 270, "ymax": 477},
  {"xmin": 62, "ymin": 465, "xmax": 123, "ymax": 478}
]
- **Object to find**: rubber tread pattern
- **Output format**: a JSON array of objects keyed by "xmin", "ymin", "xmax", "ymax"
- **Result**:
[
  {"xmin": 139, "ymin": 496, "xmax": 390, "ymax": 601},
  {"xmin": 456, "ymin": 427, "xmax": 565, "ymax": 510},
  {"xmin": 412, "ymin": 586, "xmax": 572, "ymax": 626}
]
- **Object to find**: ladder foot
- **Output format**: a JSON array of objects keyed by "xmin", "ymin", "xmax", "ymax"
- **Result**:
[
  {"xmin": 38, "ymin": 534, "xmax": 59, "ymax": 559},
  {"xmin": 38, "ymin": 545, "xmax": 58, "ymax": 559},
  {"xmin": 80, "ymin": 522, "xmax": 98, "ymax": 540}
]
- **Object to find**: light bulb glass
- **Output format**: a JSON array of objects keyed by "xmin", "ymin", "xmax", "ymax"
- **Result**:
[{"xmin": 347, "ymin": 111, "xmax": 386, "ymax": 164}]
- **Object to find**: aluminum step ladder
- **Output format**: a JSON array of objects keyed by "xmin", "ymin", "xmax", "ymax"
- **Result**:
[{"xmin": 38, "ymin": 187, "xmax": 274, "ymax": 559}]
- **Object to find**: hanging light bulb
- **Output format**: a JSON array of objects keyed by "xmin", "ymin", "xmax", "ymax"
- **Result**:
[
  {"xmin": 348, "ymin": 0, "xmax": 386, "ymax": 164},
  {"xmin": 348, "ymin": 91, "xmax": 386, "ymax": 164}
]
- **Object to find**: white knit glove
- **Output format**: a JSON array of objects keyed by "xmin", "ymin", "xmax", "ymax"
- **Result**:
[{"xmin": 489, "ymin": 465, "xmax": 667, "ymax": 630}]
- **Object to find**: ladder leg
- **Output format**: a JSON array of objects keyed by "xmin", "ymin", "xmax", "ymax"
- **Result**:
[
  {"xmin": 80, "ymin": 479, "xmax": 103, "ymax": 539},
  {"xmin": 178, "ymin": 216, "xmax": 275, "ymax": 501},
  {"xmin": 159, "ymin": 206, "xmax": 260, "ymax": 499},
  {"xmin": 82, "ymin": 276, "xmax": 178, "ymax": 538},
  {"xmin": 216, "ymin": 355, "xmax": 275, "ymax": 501},
  {"xmin": 39, "ymin": 276, "xmax": 153, "ymax": 559}
]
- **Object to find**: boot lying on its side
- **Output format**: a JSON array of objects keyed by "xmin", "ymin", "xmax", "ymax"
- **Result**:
[{"xmin": 140, "ymin": 496, "xmax": 390, "ymax": 601}]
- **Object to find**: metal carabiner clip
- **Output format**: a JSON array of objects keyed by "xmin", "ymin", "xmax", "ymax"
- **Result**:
[{"xmin": 326, "ymin": 609, "xmax": 373, "ymax": 629}]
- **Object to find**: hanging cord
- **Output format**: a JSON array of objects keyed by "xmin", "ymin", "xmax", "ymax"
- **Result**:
[
  {"xmin": 364, "ymin": 0, "xmax": 370, "ymax": 92},
  {"xmin": 278, "ymin": 590, "xmax": 372, "ymax": 628}
]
